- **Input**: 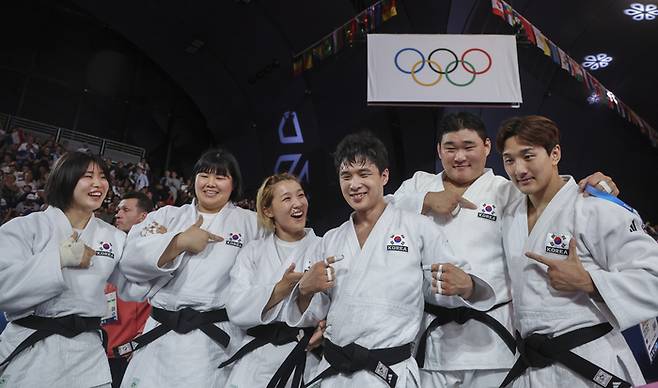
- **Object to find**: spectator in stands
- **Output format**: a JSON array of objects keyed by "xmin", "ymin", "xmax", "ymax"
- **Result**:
[
  {"xmin": 134, "ymin": 166, "xmax": 149, "ymax": 191},
  {"xmin": 18, "ymin": 135, "xmax": 39, "ymax": 158},
  {"xmin": 103, "ymin": 191, "xmax": 153, "ymax": 388},
  {"xmin": 1, "ymin": 172, "xmax": 20, "ymax": 208},
  {"xmin": 15, "ymin": 192, "xmax": 40, "ymax": 216}
]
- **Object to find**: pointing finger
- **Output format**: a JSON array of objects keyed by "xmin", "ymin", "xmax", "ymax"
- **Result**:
[
  {"xmin": 458, "ymin": 197, "xmax": 477, "ymax": 210},
  {"xmin": 324, "ymin": 254, "xmax": 344, "ymax": 265},
  {"xmin": 206, "ymin": 232, "xmax": 224, "ymax": 242},
  {"xmin": 525, "ymin": 251, "xmax": 558, "ymax": 268}
]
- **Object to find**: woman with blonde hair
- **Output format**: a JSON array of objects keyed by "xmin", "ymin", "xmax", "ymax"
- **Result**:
[{"xmin": 224, "ymin": 173, "xmax": 326, "ymax": 388}]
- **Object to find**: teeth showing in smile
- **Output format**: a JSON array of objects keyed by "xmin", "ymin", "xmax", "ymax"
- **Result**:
[
  {"xmin": 351, "ymin": 193, "xmax": 366, "ymax": 200},
  {"xmin": 291, "ymin": 209, "xmax": 303, "ymax": 218},
  {"xmin": 89, "ymin": 192, "xmax": 102, "ymax": 198}
]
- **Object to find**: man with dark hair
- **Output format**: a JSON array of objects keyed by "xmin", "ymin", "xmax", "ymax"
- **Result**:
[
  {"xmin": 288, "ymin": 131, "xmax": 496, "ymax": 387},
  {"xmin": 102, "ymin": 192, "xmax": 154, "ymax": 388},
  {"xmin": 497, "ymin": 115, "xmax": 658, "ymax": 388},
  {"xmin": 392, "ymin": 112, "xmax": 620, "ymax": 387},
  {"xmin": 115, "ymin": 192, "xmax": 153, "ymax": 233}
]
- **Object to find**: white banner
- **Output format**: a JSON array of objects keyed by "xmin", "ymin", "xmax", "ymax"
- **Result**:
[{"xmin": 367, "ymin": 34, "xmax": 523, "ymax": 106}]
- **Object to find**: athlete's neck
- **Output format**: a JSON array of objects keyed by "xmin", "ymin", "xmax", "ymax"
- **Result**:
[
  {"xmin": 442, "ymin": 170, "xmax": 485, "ymax": 195},
  {"xmin": 353, "ymin": 198, "xmax": 387, "ymax": 228},
  {"xmin": 528, "ymin": 173, "xmax": 565, "ymax": 213},
  {"xmin": 64, "ymin": 206, "xmax": 93, "ymax": 229}
]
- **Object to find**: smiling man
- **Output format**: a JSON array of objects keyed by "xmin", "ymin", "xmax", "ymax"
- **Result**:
[
  {"xmin": 391, "ymin": 112, "xmax": 620, "ymax": 388},
  {"xmin": 497, "ymin": 115, "xmax": 658, "ymax": 388},
  {"xmin": 287, "ymin": 131, "xmax": 496, "ymax": 388}
]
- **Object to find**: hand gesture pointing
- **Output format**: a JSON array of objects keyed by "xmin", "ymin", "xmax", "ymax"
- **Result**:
[
  {"xmin": 178, "ymin": 215, "xmax": 224, "ymax": 254},
  {"xmin": 525, "ymin": 238, "xmax": 595, "ymax": 294}
]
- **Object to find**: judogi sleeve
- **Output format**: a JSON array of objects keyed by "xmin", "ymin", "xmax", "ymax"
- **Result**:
[
  {"xmin": 0, "ymin": 216, "xmax": 66, "ymax": 313},
  {"xmin": 418, "ymin": 216, "xmax": 496, "ymax": 311},
  {"xmin": 285, "ymin": 241, "xmax": 330, "ymax": 328},
  {"xmin": 389, "ymin": 171, "xmax": 434, "ymax": 214},
  {"xmin": 119, "ymin": 207, "xmax": 185, "ymax": 282},
  {"xmin": 227, "ymin": 240, "xmax": 285, "ymax": 328},
  {"xmin": 579, "ymin": 202, "xmax": 658, "ymax": 330}
]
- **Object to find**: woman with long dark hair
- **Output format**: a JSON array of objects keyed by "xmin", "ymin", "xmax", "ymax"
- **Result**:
[{"xmin": 0, "ymin": 152, "xmax": 142, "ymax": 387}]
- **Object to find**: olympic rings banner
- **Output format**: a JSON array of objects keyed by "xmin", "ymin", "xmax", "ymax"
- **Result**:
[{"xmin": 367, "ymin": 34, "xmax": 522, "ymax": 106}]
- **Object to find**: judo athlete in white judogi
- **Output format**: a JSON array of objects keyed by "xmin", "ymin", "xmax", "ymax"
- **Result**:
[
  {"xmin": 496, "ymin": 115, "xmax": 658, "ymax": 387},
  {"xmin": 223, "ymin": 173, "xmax": 324, "ymax": 388},
  {"xmin": 0, "ymin": 152, "xmax": 147, "ymax": 388},
  {"xmin": 118, "ymin": 149, "xmax": 260, "ymax": 388},
  {"xmin": 391, "ymin": 112, "xmax": 621, "ymax": 388},
  {"xmin": 285, "ymin": 132, "xmax": 497, "ymax": 388},
  {"xmin": 391, "ymin": 113, "xmax": 518, "ymax": 388}
]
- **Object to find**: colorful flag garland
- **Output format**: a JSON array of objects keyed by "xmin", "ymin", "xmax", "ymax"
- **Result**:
[
  {"xmin": 491, "ymin": 0, "xmax": 657, "ymax": 147},
  {"xmin": 291, "ymin": 0, "xmax": 398, "ymax": 77}
]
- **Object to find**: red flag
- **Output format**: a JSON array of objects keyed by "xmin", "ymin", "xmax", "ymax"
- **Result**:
[
  {"xmin": 492, "ymin": 0, "xmax": 504, "ymax": 18},
  {"xmin": 519, "ymin": 16, "xmax": 536, "ymax": 44}
]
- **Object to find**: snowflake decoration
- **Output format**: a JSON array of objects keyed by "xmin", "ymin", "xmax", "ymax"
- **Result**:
[
  {"xmin": 624, "ymin": 3, "xmax": 658, "ymax": 21},
  {"xmin": 582, "ymin": 53, "xmax": 612, "ymax": 71}
]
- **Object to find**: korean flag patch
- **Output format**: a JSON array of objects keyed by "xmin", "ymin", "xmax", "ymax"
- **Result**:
[
  {"xmin": 477, "ymin": 203, "xmax": 497, "ymax": 221},
  {"xmin": 96, "ymin": 241, "xmax": 115, "ymax": 259},
  {"xmin": 386, "ymin": 234, "xmax": 409, "ymax": 252},
  {"xmin": 545, "ymin": 233, "xmax": 571, "ymax": 256}
]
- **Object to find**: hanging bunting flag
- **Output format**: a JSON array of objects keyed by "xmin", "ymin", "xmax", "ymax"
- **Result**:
[
  {"xmin": 322, "ymin": 36, "xmax": 334, "ymax": 58},
  {"xmin": 382, "ymin": 0, "xmax": 392, "ymax": 21},
  {"xmin": 303, "ymin": 51, "xmax": 313, "ymax": 70},
  {"xmin": 374, "ymin": 2, "xmax": 383, "ymax": 28},
  {"xmin": 292, "ymin": 0, "xmax": 397, "ymax": 77},
  {"xmin": 502, "ymin": 2, "xmax": 514, "ymax": 25},
  {"xmin": 292, "ymin": 56, "xmax": 303, "ymax": 76},
  {"xmin": 547, "ymin": 40, "xmax": 560, "ymax": 64},
  {"xmin": 333, "ymin": 29, "xmax": 344, "ymax": 54},
  {"xmin": 557, "ymin": 48, "xmax": 570, "ymax": 71},
  {"xmin": 582, "ymin": 69, "xmax": 594, "ymax": 91},
  {"xmin": 492, "ymin": 0, "xmax": 505, "ymax": 17},
  {"xmin": 492, "ymin": 0, "xmax": 657, "ymax": 146},
  {"xmin": 519, "ymin": 15, "xmax": 536, "ymax": 44}
]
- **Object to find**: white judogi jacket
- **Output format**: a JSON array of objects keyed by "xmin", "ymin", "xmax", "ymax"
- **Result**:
[
  {"xmin": 502, "ymin": 177, "xmax": 658, "ymax": 387},
  {"xmin": 225, "ymin": 229, "xmax": 323, "ymax": 388},
  {"xmin": 119, "ymin": 202, "xmax": 259, "ymax": 388},
  {"xmin": 286, "ymin": 204, "xmax": 496, "ymax": 388},
  {"xmin": 0, "ymin": 206, "xmax": 142, "ymax": 388},
  {"xmin": 391, "ymin": 169, "xmax": 520, "ymax": 371}
]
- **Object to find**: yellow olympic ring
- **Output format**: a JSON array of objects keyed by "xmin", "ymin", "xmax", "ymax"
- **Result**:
[{"xmin": 410, "ymin": 59, "xmax": 442, "ymax": 87}]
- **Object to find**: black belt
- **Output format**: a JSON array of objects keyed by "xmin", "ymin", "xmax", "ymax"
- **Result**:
[
  {"xmin": 305, "ymin": 340, "xmax": 412, "ymax": 388},
  {"xmin": 0, "ymin": 315, "xmax": 104, "ymax": 368},
  {"xmin": 219, "ymin": 322, "xmax": 314, "ymax": 388},
  {"xmin": 500, "ymin": 322, "xmax": 631, "ymax": 388},
  {"xmin": 112, "ymin": 307, "xmax": 230, "ymax": 357},
  {"xmin": 416, "ymin": 301, "xmax": 516, "ymax": 368}
]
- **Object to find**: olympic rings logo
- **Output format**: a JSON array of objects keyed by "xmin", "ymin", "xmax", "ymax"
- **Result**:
[{"xmin": 393, "ymin": 48, "xmax": 492, "ymax": 87}]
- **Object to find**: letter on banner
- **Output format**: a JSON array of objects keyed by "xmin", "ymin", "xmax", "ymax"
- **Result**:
[
  {"xmin": 274, "ymin": 153, "xmax": 309, "ymax": 183},
  {"xmin": 278, "ymin": 111, "xmax": 304, "ymax": 144}
]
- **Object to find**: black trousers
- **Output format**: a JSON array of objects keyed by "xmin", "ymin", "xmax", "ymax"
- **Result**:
[{"xmin": 109, "ymin": 357, "xmax": 129, "ymax": 388}]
